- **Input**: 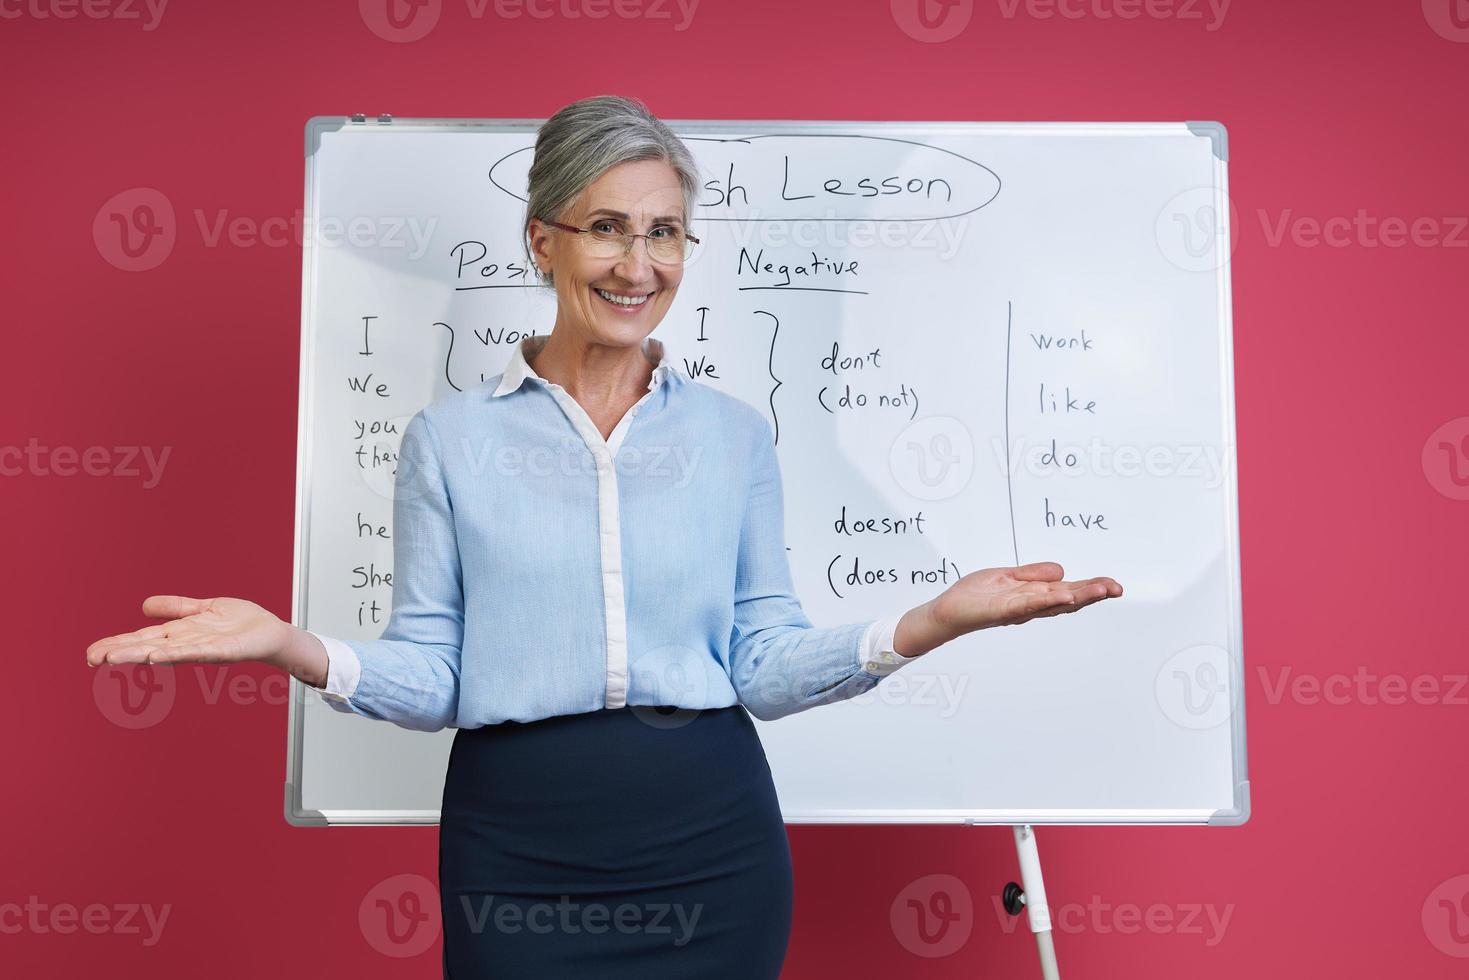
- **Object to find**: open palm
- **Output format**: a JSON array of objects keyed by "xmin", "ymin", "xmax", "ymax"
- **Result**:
[
  {"xmin": 85, "ymin": 595, "xmax": 292, "ymax": 668},
  {"xmin": 930, "ymin": 561, "xmax": 1122, "ymax": 635}
]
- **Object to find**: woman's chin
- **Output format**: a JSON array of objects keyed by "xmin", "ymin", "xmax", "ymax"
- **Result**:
[{"xmin": 594, "ymin": 302, "xmax": 668, "ymax": 336}]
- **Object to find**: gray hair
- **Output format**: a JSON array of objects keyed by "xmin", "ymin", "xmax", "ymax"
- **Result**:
[{"xmin": 522, "ymin": 94, "xmax": 700, "ymax": 288}]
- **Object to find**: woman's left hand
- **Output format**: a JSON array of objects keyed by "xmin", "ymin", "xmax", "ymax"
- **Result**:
[{"xmin": 895, "ymin": 561, "xmax": 1123, "ymax": 658}]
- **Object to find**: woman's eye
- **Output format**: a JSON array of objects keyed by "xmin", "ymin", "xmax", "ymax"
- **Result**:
[
  {"xmin": 592, "ymin": 221, "xmax": 619, "ymax": 234},
  {"xmin": 649, "ymin": 226, "xmax": 674, "ymax": 239}
]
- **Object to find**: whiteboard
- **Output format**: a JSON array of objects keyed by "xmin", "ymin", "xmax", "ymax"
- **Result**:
[{"xmin": 286, "ymin": 115, "xmax": 1248, "ymax": 827}]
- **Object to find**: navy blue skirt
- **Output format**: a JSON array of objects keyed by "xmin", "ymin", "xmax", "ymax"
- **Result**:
[{"xmin": 438, "ymin": 704, "xmax": 794, "ymax": 978}]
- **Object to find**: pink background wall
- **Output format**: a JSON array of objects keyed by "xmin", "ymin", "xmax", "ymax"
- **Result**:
[{"xmin": 6, "ymin": 0, "xmax": 1468, "ymax": 975}]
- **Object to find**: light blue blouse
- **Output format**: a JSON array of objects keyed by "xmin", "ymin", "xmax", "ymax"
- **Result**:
[{"xmin": 310, "ymin": 333, "xmax": 912, "ymax": 730}]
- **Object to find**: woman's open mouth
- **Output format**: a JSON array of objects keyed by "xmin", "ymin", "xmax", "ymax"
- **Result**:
[{"xmin": 593, "ymin": 286, "xmax": 652, "ymax": 313}]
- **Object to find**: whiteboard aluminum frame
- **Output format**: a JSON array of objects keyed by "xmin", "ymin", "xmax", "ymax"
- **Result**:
[{"xmin": 286, "ymin": 115, "xmax": 1247, "ymax": 828}]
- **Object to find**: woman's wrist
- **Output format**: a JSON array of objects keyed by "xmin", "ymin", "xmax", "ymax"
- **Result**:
[
  {"xmin": 892, "ymin": 599, "xmax": 959, "ymax": 659},
  {"xmin": 271, "ymin": 625, "xmax": 330, "ymax": 689}
]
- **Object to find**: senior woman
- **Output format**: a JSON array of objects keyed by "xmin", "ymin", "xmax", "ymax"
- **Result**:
[{"xmin": 85, "ymin": 95, "xmax": 1121, "ymax": 978}]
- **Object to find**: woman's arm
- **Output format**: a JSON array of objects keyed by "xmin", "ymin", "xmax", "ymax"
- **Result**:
[
  {"xmin": 310, "ymin": 410, "xmax": 466, "ymax": 732},
  {"xmin": 723, "ymin": 415, "xmax": 1121, "ymax": 721},
  {"xmin": 85, "ymin": 410, "xmax": 466, "ymax": 733},
  {"xmin": 725, "ymin": 419, "xmax": 919, "ymax": 720}
]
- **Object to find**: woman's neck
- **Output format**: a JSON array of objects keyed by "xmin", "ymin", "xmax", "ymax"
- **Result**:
[{"xmin": 528, "ymin": 329, "xmax": 654, "ymax": 413}]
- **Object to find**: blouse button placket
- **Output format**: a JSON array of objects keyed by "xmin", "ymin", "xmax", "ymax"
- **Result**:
[{"xmin": 542, "ymin": 377, "xmax": 662, "ymax": 710}]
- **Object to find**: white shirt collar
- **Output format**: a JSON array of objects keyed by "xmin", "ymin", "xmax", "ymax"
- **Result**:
[{"xmin": 491, "ymin": 333, "xmax": 684, "ymax": 398}]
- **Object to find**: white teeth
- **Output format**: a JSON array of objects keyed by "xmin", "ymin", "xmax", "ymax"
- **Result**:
[{"xmin": 595, "ymin": 287, "xmax": 649, "ymax": 308}]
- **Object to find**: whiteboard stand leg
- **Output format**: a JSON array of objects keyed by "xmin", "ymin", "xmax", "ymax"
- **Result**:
[{"xmin": 1002, "ymin": 824, "xmax": 1061, "ymax": 980}]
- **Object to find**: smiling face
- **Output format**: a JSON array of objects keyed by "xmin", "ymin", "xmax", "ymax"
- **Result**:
[{"xmin": 528, "ymin": 158, "xmax": 687, "ymax": 348}]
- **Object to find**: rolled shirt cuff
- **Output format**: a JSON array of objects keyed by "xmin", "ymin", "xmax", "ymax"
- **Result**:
[
  {"xmin": 858, "ymin": 613, "xmax": 917, "ymax": 677},
  {"xmin": 308, "ymin": 631, "xmax": 362, "ymax": 704}
]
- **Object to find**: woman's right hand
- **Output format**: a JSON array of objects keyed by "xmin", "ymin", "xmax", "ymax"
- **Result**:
[{"xmin": 85, "ymin": 596, "xmax": 329, "ymax": 688}]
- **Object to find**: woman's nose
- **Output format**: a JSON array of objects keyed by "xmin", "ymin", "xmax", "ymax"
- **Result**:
[{"xmin": 613, "ymin": 237, "xmax": 655, "ymax": 281}]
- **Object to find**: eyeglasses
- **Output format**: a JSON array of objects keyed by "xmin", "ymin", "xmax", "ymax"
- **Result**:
[{"xmin": 540, "ymin": 217, "xmax": 699, "ymax": 265}]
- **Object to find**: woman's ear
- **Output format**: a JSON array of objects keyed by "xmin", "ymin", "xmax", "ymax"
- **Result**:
[{"xmin": 527, "ymin": 218, "xmax": 555, "ymax": 279}]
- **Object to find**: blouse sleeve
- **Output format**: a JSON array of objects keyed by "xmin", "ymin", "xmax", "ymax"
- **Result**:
[
  {"xmin": 311, "ymin": 410, "xmax": 465, "ymax": 732},
  {"xmin": 725, "ymin": 417, "xmax": 915, "ymax": 721}
]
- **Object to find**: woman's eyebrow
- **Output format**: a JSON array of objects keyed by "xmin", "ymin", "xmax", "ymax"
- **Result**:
[{"xmin": 586, "ymin": 208, "xmax": 683, "ymax": 225}]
